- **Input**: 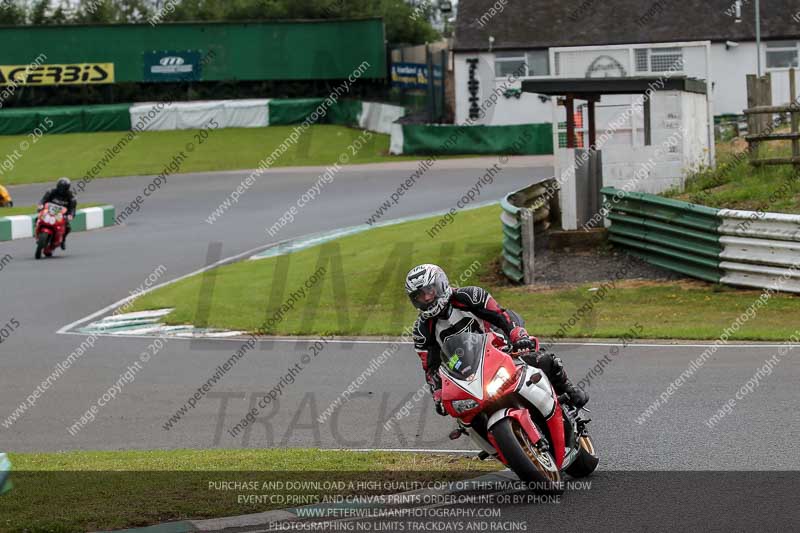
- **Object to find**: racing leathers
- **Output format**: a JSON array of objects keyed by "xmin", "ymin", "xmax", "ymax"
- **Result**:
[{"xmin": 412, "ymin": 286, "xmax": 587, "ymax": 414}]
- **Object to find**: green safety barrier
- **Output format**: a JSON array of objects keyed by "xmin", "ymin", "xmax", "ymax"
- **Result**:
[
  {"xmin": 602, "ymin": 187, "xmax": 724, "ymax": 283},
  {"xmin": 402, "ymin": 123, "xmax": 553, "ymax": 156},
  {"xmin": 0, "ymin": 99, "xmax": 376, "ymax": 136},
  {"xmin": 268, "ymin": 98, "xmax": 363, "ymax": 127},
  {"xmin": 0, "ymin": 104, "xmax": 132, "ymax": 136}
]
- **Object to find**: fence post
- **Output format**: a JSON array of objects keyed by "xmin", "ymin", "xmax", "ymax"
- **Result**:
[
  {"xmin": 789, "ymin": 67, "xmax": 800, "ymax": 165},
  {"xmin": 426, "ymin": 44, "xmax": 434, "ymax": 123},
  {"xmin": 746, "ymin": 74, "xmax": 761, "ymax": 162},
  {"xmin": 745, "ymin": 73, "xmax": 773, "ymax": 165},
  {"xmin": 520, "ymin": 210, "xmax": 535, "ymax": 285}
]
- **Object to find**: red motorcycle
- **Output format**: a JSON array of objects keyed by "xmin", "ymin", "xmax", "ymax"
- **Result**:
[
  {"xmin": 440, "ymin": 331, "xmax": 599, "ymax": 492},
  {"xmin": 34, "ymin": 202, "xmax": 69, "ymax": 260}
]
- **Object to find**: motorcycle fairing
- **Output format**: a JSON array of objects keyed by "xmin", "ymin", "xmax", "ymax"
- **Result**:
[
  {"xmin": 516, "ymin": 366, "xmax": 557, "ymax": 419},
  {"xmin": 439, "ymin": 335, "xmax": 487, "ymax": 401},
  {"xmin": 485, "ymin": 407, "xmax": 543, "ymax": 466},
  {"xmin": 546, "ymin": 398, "xmax": 566, "ymax": 468}
]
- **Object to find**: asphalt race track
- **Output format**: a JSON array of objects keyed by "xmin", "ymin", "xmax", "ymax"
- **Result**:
[{"xmin": 2, "ymin": 157, "xmax": 799, "ymax": 476}]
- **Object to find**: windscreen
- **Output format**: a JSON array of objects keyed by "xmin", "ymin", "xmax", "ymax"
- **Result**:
[{"xmin": 441, "ymin": 332, "xmax": 486, "ymax": 380}]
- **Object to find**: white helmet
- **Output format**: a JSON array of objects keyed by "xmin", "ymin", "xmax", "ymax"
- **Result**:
[{"xmin": 405, "ymin": 264, "xmax": 453, "ymax": 319}]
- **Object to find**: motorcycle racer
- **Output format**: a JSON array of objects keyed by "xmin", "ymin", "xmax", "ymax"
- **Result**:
[
  {"xmin": 0, "ymin": 184, "xmax": 12, "ymax": 207},
  {"xmin": 39, "ymin": 177, "xmax": 76, "ymax": 250},
  {"xmin": 406, "ymin": 264, "xmax": 588, "ymax": 415}
]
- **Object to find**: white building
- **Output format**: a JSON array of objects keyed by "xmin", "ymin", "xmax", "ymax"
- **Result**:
[
  {"xmin": 452, "ymin": 0, "xmax": 800, "ymax": 126},
  {"xmin": 450, "ymin": 0, "xmax": 800, "ymax": 228}
]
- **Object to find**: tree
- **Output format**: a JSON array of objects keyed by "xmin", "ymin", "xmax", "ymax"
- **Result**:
[
  {"xmin": 73, "ymin": 0, "xmax": 153, "ymax": 23},
  {"xmin": 156, "ymin": 0, "xmax": 439, "ymax": 45},
  {"xmin": 29, "ymin": 0, "xmax": 51, "ymax": 25},
  {"xmin": 6, "ymin": 0, "xmax": 440, "ymax": 45},
  {"xmin": 0, "ymin": 0, "xmax": 28, "ymax": 25}
]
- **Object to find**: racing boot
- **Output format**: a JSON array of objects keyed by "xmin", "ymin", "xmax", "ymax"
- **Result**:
[
  {"xmin": 559, "ymin": 380, "xmax": 589, "ymax": 409},
  {"xmin": 61, "ymin": 225, "xmax": 70, "ymax": 250}
]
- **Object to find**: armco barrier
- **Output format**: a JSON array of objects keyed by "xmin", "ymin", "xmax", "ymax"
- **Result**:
[
  {"xmin": 717, "ymin": 209, "xmax": 800, "ymax": 292},
  {"xmin": 501, "ymin": 180, "xmax": 556, "ymax": 284},
  {"xmin": 0, "ymin": 205, "xmax": 115, "ymax": 242},
  {"xmin": 601, "ymin": 187, "xmax": 723, "ymax": 283},
  {"xmin": 602, "ymin": 187, "xmax": 800, "ymax": 293}
]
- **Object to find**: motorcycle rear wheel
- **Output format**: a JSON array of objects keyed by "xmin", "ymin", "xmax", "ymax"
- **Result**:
[
  {"xmin": 565, "ymin": 434, "xmax": 599, "ymax": 478},
  {"xmin": 491, "ymin": 418, "xmax": 563, "ymax": 494},
  {"xmin": 35, "ymin": 233, "xmax": 49, "ymax": 260}
]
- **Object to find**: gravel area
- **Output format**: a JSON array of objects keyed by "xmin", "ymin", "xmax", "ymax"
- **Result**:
[{"xmin": 528, "ymin": 245, "xmax": 687, "ymax": 288}]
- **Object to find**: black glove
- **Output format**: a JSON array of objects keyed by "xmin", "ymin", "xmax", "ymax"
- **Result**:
[
  {"xmin": 434, "ymin": 398, "xmax": 447, "ymax": 416},
  {"xmin": 510, "ymin": 326, "xmax": 538, "ymax": 353},
  {"xmin": 513, "ymin": 337, "xmax": 536, "ymax": 352}
]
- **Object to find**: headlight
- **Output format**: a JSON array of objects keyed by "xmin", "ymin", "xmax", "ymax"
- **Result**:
[
  {"xmin": 451, "ymin": 399, "xmax": 479, "ymax": 413},
  {"xmin": 486, "ymin": 367, "xmax": 512, "ymax": 396}
]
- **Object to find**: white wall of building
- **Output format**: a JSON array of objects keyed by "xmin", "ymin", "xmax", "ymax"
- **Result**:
[
  {"xmin": 709, "ymin": 41, "xmax": 758, "ymax": 115},
  {"xmin": 453, "ymin": 52, "xmax": 553, "ymax": 125},
  {"xmin": 455, "ymin": 40, "xmax": 800, "ymax": 126},
  {"xmin": 711, "ymin": 41, "xmax": 800, "ymax": 114},
  {"xmin": 453, "ymin": 43, "xmax": 718, "ymax": 229},
  {"xmin": 555, "ymin": 90, "xmax": 710, "ymax": 229}
]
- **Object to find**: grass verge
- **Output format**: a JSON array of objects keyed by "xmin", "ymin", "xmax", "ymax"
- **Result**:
[
  {"xmin": 0, "ymin": 203, "xmax": 101, "ymax": 217},
  {"xmin": 668, "ymin": 137, "xmax": 800, "ymax": 213},
  {"xmin": 0, "ymin": 125, "xmax": 424, "ymax": 187},
  {"xmin": 129, "ymin": 205, "xmax": 800, "ymax": 341},
  {"xmin": 1, "ymin": 449, "xmax": 497, "ymax": 532}
]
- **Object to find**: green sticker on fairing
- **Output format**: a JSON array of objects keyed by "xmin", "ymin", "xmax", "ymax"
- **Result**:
[{"xmin": 447, "ymin": 354, "xmax": 459, "ymax": 370}]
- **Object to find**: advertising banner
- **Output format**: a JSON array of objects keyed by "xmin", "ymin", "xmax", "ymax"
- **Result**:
[
  {"xmin": 144, "ymin": 51, "xmax": 202, "ymax": 82},
  {"xmin": 0, "ymin": 63, "xmax": 114, "ymax": 86},
  {"xmin": 391, "ymin": 62, "xmax": 428, "ymax": 89}
]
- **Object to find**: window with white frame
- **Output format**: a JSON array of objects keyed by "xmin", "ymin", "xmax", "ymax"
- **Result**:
[
  {"xmin": 527, "ymin": 50, "xmax": 549, "ymax": 76},
  {"xmin": 634, "ymin": 47, "xmax": 684, "ymax": 73},
  {"xmin": 494, "ymin": 50, "xmax": 550, "ymax": 77},
  {"xmin": 766, "ymin": 41, "xmax": 799, "ymax": 69}
]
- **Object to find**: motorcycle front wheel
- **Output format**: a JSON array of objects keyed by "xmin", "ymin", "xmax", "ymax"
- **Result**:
[
  {"xmin": 491, "ymin": 418, "xmax": 563, "ymax": 494},
  {"xmin": 35, "ymin": 233, "xmax": 49, "ymax": 260},
  {"xmin": 565, "ymin": 434, "xmax": 599, "ymax": 478}
]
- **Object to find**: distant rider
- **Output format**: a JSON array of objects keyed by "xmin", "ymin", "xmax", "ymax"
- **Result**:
[
  {"xmin": 39, "ymin": 177, "xmax": 77, "ymax": 249},
  {"xmin": 0, "ymin": 184, "xmax": 12, "ymax": 207},
  {"xmin": 406, "ymin": 264, "xmax": 588, "ymax": 416}
]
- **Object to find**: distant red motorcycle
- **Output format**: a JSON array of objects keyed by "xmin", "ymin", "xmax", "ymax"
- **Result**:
[
  {"xmin": 34, "ymin": 202, "xmax": 69, "ymax": 260},
  {"xmin": 440, "ymin": 331, "xmax": 599, "ymax": 492}
]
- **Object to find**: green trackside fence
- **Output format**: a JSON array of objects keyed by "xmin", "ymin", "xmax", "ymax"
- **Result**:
[
  {"xmin": 501, "ymin": 180, "xmax": 556, "ymax": 284},
  {"xmin": 395, "ymin": 123, "xmax": 554, "ymax": 156},
  {"xmin": 0, "ymin": 205, "xmax": 115, "ymax": 241},
  {"xmin": 602, "ymin": 187, "xmax": 800, "ymax": 293},
  {"xmin": 0, "ymin": 19, "xmax": 386, "ymax": 83}
]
